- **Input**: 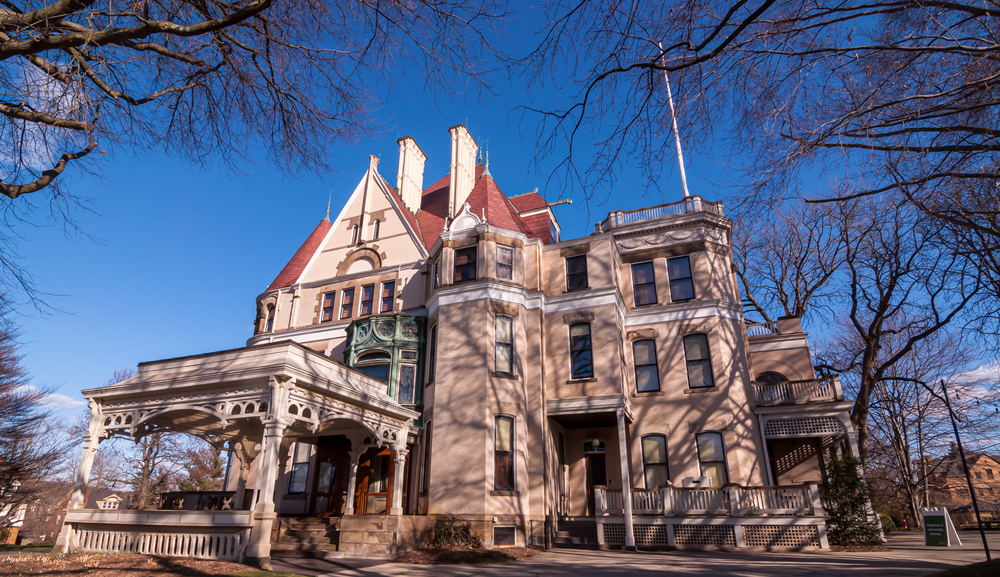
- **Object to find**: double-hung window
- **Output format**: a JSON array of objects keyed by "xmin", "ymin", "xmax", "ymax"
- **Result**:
[
  {"xmin": 454, "ymin": 247, "xmax": 477, "ymax": 283},
  {"xmin": 340, "ymin": 288, "xmax": 355, "ymax": 319},
  {"xmin": 360, "ymin": 285, "xmax": 375, "ymax": 316},
  {"xmin": 380, "ymin": 281, "xmax": 395, "ymax": 313},
  {"xmin": 569, "ymin": 323, "xmax": 594, "ymax": 379},
  {"xmin": 287, "ymin": 442, "xmax": 311, "ymax": 494},
  {"xmin": 494, "ymin": 416, "xmax": 515, "ymax": 491},
  {"xmin": 497, "ymin": 246, "xmax": 514, "ymax": 280},
  {"xmin": 668, "ymin": 256, "xmax": 695, "ymax": 301},
  {"xmin": 683, "ymin": 334, "xmax": 715, "ymax": 388},
  {"xmin": 565, "ymin": 255, "xmax": 588, "ymax": 291},
  {"xmin": 642, "ymin": 435, "xmax": 669, "ymax": 489},
  {"xmin": 321, "ymin": 293, "xmax": 336, "ymax": 323},
  {"xmin": 633, "ymin": 339, "xmax": 660, "ymax": 392},
  {"xmin": 433, "ymin": 259, "xmax": 441, "ymax": 289},
  {"xmin": 495, "ymin": 315, "xmax": 514, "ymax": 375},
  {"xmin": 632, "ymin": 262, "xmax": 657, "ymax": 306},
  {"xmin": 696, "ymin": 432, "xmax": 729, "ymax": 487}
]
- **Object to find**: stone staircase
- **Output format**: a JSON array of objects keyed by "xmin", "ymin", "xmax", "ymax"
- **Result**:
[
  {"xmin": 270, "ymin": 517, "xmax": 341, "ymax": 559},
  {"xmin": 552, "ymin": 520, "xmax": 600, "ymax": 549}
]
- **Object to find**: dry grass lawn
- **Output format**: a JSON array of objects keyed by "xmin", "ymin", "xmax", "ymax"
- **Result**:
[{"xmin": 0, "ymin": 553, "xmax": 303, "ymax": 577}]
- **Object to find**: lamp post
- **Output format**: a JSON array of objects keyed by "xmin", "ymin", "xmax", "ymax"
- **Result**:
[{"xmin": 940, "ymin": 379, "xmax": 991, "ymax": 562}]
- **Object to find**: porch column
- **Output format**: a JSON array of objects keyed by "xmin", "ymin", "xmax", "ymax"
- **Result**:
[
  {"xmin": 343, "ymin": 449, "xmax": 365, "ymax": 515},
  {"xmin": 390, "ymin": 447, "xmax": 409, "ymax": 515},
  {"xmin": 246, "ymin": 417, "xmax": 292, "ymax": 568},
  {"xmin": 616, "ymin": 408, "xmax": 635, "ymax": 550},
  {"xmin": 54, "ymin": 400, "xmax": 103, "ymax": 554},
  {"xmin": 233, "ymin": 437, "xmax": 259, "ymax": 510},
  {"xmin": 271, "ymin": 438, "xmax": 295, "ymax": 515}
]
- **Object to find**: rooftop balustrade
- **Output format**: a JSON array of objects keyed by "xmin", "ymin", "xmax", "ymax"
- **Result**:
[
  {"xmin": 596, "ymin": 196, "xmax": 725, "ymax": 233},
  {"xmin": 751, "ymin": 376, "xmax": 844, "ymax": 407}
]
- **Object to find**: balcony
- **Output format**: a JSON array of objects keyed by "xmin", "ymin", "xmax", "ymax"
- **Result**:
[
  {"xmin": 752, "ymin": 376, "xmax": 844, "ymax": 407},
  {"xmin": 744, "ymin": 317, "xmax": 805, "ymax": 338},
  {"xmin": 596, "ymin": 195, "xmax": 725, "ymax": 233}
]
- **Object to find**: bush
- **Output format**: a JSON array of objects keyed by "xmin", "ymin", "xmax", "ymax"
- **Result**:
[
  {"xmin": 429, "ymin": 516, "xmax": 483, "ymax": 550},
  {"xmin": 820, "ymin": 448, "xmax": 882, "ymax": 545},
  {"xmin": 878, "ymin": 513, "xmax": 894, "ymax": 534}
]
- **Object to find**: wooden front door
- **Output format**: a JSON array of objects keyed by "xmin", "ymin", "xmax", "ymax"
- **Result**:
[
  {"xmin": 354, "ymin": 446, "xmax": 394, "ymax": 515},
  {"xmin": 585, "ymin": 453, "xmax": 607, "ymax": 516},
  {"xmin": 310, "ymin": 436, "xmax": 350, "ymax": 516}
]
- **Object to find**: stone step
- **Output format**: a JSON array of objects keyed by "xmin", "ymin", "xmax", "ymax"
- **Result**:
[
  {"xmin": 284, "ymin": 528, "xmax": 335, "ymax": 537},
  {"xmin": 270, "ymin": 542, "xmax": 339, "ymax": 552}
]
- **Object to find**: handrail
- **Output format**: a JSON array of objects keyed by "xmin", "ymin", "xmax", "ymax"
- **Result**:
[
  {"xmin": 752, "ymin": 376, "xmax": 844, "ymax": 406},
  {"xmin": 596, "ymin": 195, "xmax": 725, "ymax": 233}
]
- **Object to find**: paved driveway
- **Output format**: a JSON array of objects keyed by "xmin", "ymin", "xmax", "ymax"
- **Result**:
[{"xmin": 298, "ymin": 532, "xmax": 999, "ymax": 577}]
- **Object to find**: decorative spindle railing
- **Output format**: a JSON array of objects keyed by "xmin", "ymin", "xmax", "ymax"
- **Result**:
[
  {"xmin": 594, "ymin": 482, "xmax": 824, "ymax": 518},
  {"xmin": 752, "ymin": 376, "xmax": 843, "ymax": 406}
]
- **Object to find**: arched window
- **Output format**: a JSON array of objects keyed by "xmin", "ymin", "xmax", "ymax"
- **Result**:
[
  {"xmin": 355, "ymin": 351, "xmax": 391, "ymax": 382},
  {"xmin": 569, "ymin": 323, "xmax": 593, "ymax": 379},
  {"xmin": 373, "ymin": 219, "xmax": 381, "ymax": 241},
  {"xmin": 265, "ymin": 304, "xmax": 275, "ymax": 333},
  {"xmin": 755, "ymin": 371, "xmax": 787, "ymax": 383},
  {"xmin": 641, "ymin": 435, "xmax": 669, "ymax": 488}
]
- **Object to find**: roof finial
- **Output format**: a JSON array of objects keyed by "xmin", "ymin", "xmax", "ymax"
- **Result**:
[
  {"xmin": 323, "ymin": 191, "xmax": 331, "ymax": 222},
  {"xmin": 482, "ymin": 140, "xmax": 491, "ymax": 177}
]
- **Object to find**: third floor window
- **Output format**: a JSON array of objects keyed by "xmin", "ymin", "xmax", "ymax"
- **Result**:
[
  {"xmin": 497, "ymin": 246, "xmax": 514, "ymax": 280},
  {"xmin": 380, "ymin": 281, "xmax": 395, "ymax": 313},
  {"xmin": 668, "ymin": 256, "xmax": 695, "ymax": 301},
  {"xmin": 360, "ymin": 285, "xmax": 375, "ymax": 316},
  {"xmin": 632, "ymin": 262, "xmax": 657, "ymax": 306},
  {"xmin": 566, "ymin": 255, "xmax": 588, "ymax": 291}
]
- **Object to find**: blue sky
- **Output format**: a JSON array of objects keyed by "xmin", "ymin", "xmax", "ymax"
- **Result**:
[{"xmin": 15, "ymin": 41, "xmax": 730, "ymax": 413}]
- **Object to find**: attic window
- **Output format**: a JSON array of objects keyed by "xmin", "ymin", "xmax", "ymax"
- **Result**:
[
  {"xmin": 373, "ymin": 220, "xmax": 381, "ymax": 241},
  {"xmin": 351, "ymin": 224, "xmax": 360, "ymax": 245}
]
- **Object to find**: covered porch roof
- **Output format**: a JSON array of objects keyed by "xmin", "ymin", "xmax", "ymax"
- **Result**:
[{"xmin": 82, "ymin": 342, "xmax": 420, "ymax": 445}]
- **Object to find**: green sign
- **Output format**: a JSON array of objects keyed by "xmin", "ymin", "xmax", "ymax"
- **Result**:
[{"xmin": 925, "ymin": 515, "xmax": 948, "ymax": 547}]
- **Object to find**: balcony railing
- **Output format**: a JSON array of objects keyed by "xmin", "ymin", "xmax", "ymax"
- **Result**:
[
  {"xmin": 594, "ymin": 482, "xmax": 823, "ymax": 517},
  {"xmin": 745, "ymin": 321, "xmax": 779, "ymax": 337},
  {"xmin": 596, "ymin": 195, "xmax": 725, "ymax": 233},
  {"xmin": 752, "ymin": 376, "xmax": 844, "ymax": 406}
]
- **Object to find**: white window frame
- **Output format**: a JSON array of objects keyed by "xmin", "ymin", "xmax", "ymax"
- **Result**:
[{"xmin": 496, "ymin": 245, "xmax": 514, "ymax": 281}]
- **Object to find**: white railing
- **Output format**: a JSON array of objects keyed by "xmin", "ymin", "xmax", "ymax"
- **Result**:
[
  {"xmin": 596, "ymin": 196, "xmax": 725, "ymax": 232},
  {"xmin": 745, "ymin": 321, "xmax": 779, "ymax": 337},
  {"xmin": 597, "ymin": 483, "xmax": 824, "ymax": 518},
  {"xmin": 752, "ymin": 376, "xmax": 843, "ymax": 406},
  {"xmin": 75, "ymin": 528, "xmax": 248, "ymax": 560}
]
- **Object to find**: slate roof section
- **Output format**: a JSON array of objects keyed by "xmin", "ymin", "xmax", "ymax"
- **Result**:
[
  {"xmin": 266, "ymin": 218, "xmax": 332, "ymax": 291},
  {"xmin": 508, "ymin": 192, "xmax": 549, "ymax": 212}
]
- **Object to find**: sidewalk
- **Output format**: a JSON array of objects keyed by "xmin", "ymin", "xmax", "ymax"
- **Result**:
[{"xmin": 302, "ymin": 532, "xmax": 999, "ymax": 577}]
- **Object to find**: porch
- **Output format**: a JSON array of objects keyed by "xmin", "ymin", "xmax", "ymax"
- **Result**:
[
  {"xmin": 54, "ymin": 342, "xmax": 421, "ymax": 565},
  {"xmin": 593, "ymin": 483, "xmax": 829, "ymax": 549}
]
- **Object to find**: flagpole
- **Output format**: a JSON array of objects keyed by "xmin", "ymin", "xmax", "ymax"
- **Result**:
[{"xmin": 659, "ymin": 42, "xmax": 689, "ymax": 199}]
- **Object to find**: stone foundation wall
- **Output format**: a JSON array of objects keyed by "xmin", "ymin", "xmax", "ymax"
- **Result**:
[{"xmin": 338, "ymin": 515, "xmax": 435, "ymax": 558}]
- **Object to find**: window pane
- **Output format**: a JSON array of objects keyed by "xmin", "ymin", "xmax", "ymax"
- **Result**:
[
  {"xmin": 668, "ymin": 256, "xmax": 691, "ymax": 279},
  {"xmin": 697, "ymin": 433, "xmax": 725, "ymax": 462},
  {"xmin": 288, "ymin": 463, "xmax": 309, "ymax": 493},
  {"xmin": 570, "ymin": 323, "xmax": 591, "ymax": 339},
  {"xmin": 497, "ymin": 246, "xmax": 514, "ymax": 281},
  {"xmin": 398, "ymin": 365, "xmax": 415, "ymax": 404},
  {"xmin": 632, "ymin": 262, "xmax": 655, "ymax": 285},
  {"xmin": 700, "ymin": 462, "xmax": 727, "ymax": 487},
  {"xmin": 567, "ymin": 255, "xmax": 587, "ymax": 274},
  {"xmin": 684, "ymin": 334, "xmax": 710, "ymax": 361},
  {"xmin": 670, "ymin": 278, "xmax": 695, "ymax": 301},
  {"xmin": 495, "ymin": 453, "xmax": 514, "ymax": 491},
  {"xmin": 360, "ymin": 285, "xmax": 374, "ymax": 315},
  {"xmin": 496, "ymin": 344, "xmax": 512, "ymax": 374},
  {"xmin": 341, "ymin": 289, "xmax": 354, "ymax": 319},
  {"xmin": 294, "ymin": 442, "xmax": 311, "ymax": 463},
  {"xmin": 645, "ymin": 465, "xmax": 669, "ymax": 490},
  {"xmin": 358, "ymin": 364, "xmax": 389, "ymax": 382},
  {"xmin": 634, "ymin": 284, "xmax": 657, "ymax": 306},
  {"xmin": 566, "ymin": 256, "xmax": 588, "ymax": 291},
  {"xmin": 495, "ymin": 417, "xmax": 513, "ymax": 452},
  {"xmin": 687, "ymin": 360, "xmax": 715, "ymax": 388},
  {"xmin": 454, "ymin": 247, "xmax": 478, "ymax": 282},
  {"xmin": 496, "ymin": 316, "xmax": 513, "ymax": 344},
  {"xmin": 642, "ymin": 436, "xmax": 666, "ymax": 464},
  {"xmin": 635, "ymin": 365, "xmax": 659, "ymax": 392},
  {"xmin": 635, "ymin": 340, "xmax": 656, "ymax": 365}
]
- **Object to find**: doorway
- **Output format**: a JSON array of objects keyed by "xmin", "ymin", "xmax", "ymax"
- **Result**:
[
  {"xmin": 354, "ymin": 446, "xmax": 394, "ymax": 515},
  {"xmin": 310, "ymin": 435, "xmax": 350, "ymax": 516},
  {"xmin": 585, "ymin": 453, "xmax": 607, "ymax": 516}
]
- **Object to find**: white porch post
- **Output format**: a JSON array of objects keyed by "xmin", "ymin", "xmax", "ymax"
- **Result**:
[
  {"xmin": 271, "ymin": 438, "xmax": 295, "ymax": 515},
  {"xmin": 233, "ymin": 437, "xmax": 258, "ymax": 511},
  {"xmin": 616, "ymin": 409, "xmax": 635, "ymax": 550},
  {"xmin": 390, "ymin": 447, "xmax": 409, "ymax": 516},
  {"xmin": 54, "ymin": 400, "xmax": 103, "ymax": 554},
  {"xmin": 343, "ymin": 449, "xmax": 365, "ymax": 515},
  {"xmin": 246, "ymin": 418, "xmax": 291, "ymax": 567}
]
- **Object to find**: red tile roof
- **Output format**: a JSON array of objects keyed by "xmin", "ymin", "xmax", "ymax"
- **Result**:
[
  {"xmin": 266, "ymin": 219, "xmax": 332, "ymax": 291},
  {"xmin": 508, "ymin": 192, "xmax": 548, "ymax": 212}
]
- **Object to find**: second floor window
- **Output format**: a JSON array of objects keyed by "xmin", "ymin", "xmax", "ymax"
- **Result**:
[
  {"xmin": 380, "ymin": 281, "xmax": 395, "ymax": 313},
  {"xmin": 495, "ymin": 315, "xmax": 514, "ymax": 374},
  {"xmin": 265, "ymin": 304, "xmax": 275, "ymax": 332},
  {"xmin": 497, "ymin": 246, "xmax": 514, "ymax": 280},
  {"xmin": 454, "ymin": 247, "xmax": 477, "ymax": 283},
  {"xmin": 642, "ymin": 435, "xmax": 669, "ymax": 489},
  {"xmin": 566, "ymin": 255, "xmax": 588, "ymax": 291},
  {"xmin": 684, "ymin": 334, "xmax": 715, "ymax": 389},
  {"xmin": 668, "ymin": 256, "xmax": 695, "ymax": 301},
  {"xmin": 633, "ymin": 339, "xmax": 660, "ymax": 392},
  {"xmin": 495, "ymin": 416, "xmax": 515, "ymax": 491},
  {"xmin": 340, "ymin": 288, "xmax": 355, "ymax": 319},
  {"xmin": 570, "ymin": 323, "xmax": 594, "ymax": 379},
  {"xmin": 321, "ymin": 293, "xmax": 335, "ymax": 323},
  {"xmin": 632, "ymin": 262, "xmax": 657, "ymax": 306},
  {"xmin": 360, "ymin": 285, "xmax": 375, "ymax": 316}
]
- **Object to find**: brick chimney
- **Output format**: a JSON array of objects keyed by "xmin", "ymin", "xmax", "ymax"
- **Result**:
[
  {"xmin": 395, "ymin": 136, "xmax": 426, "ymax": 214},
  {"xmin": 448, "ymin": 124, "xmax": 478, "ymax": 218}
]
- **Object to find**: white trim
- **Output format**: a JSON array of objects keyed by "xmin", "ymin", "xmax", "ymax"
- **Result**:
[
  {"xmin": 546, "ymin": 394, "xmax": 634, "ymax": 421},
  {"xmin": 426, "ymin": 281, "xmax": 544, "ymax": 316},
  {"xmin": 247, "ymin": 320, "xmax": 351, "ymax": 347},
  {"xmin": 747, "ymin": 334, "xmax": 811, "ymax": 353},
  {"xmin": 546, "ymin": 286, "xmax": 620, "ymax": 313},
  {"xmin": 625, "ymin": 300, "xmax": 742, "ymax": 327}
]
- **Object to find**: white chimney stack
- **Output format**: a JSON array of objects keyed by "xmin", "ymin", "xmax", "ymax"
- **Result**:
[
  {"xmin": 396, "ymin": 136, "xmax": 426, "ymax": 214},
  {"xmin": 448, "ymin": 124, "xmax": 478, "ymax": 218}
]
